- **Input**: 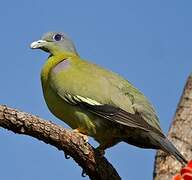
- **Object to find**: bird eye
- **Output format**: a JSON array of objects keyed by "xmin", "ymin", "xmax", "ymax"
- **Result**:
[{"xmin": 53, "ymin": 34, "xmax": 63, "ymax": 41}]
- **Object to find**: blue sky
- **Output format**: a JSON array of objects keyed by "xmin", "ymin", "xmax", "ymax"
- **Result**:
[{"xmin": 0, "ymin": 0, "xmax": 192, "ymax": 179}]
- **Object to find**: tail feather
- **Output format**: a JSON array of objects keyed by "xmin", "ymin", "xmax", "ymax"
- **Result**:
[{"xmin": 151, "ymin": 133, "xmax": 187, "ymax": 165}]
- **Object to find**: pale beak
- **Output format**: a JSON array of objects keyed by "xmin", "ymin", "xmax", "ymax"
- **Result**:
[{"xmin": 30, "ymin": 40, "xmax": 47, "ymax": 49}]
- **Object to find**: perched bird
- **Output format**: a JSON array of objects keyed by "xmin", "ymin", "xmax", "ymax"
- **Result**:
[{"xmin": 30, "ymin": 32, "xmax": 187, "ymax": 164}]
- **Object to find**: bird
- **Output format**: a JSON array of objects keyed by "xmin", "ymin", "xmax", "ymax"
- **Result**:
[{"xmin": 30, "ymin": 31, "xmax": 187, "ymax": 164}]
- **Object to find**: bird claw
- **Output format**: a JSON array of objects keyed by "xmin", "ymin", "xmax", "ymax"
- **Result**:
[
  {"xmin": 95, "ymin": 148, "xmax": 105, "ymax": 157},
  {"xmin": 73, "ymin": 129, "xmax": 89, "ymax": 143}
]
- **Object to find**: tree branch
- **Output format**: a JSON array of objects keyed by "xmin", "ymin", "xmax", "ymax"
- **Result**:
[
  {"xmin": 0, "ymin": 105, "xmax": 120, "ymax": 180},
  {"xmin": 154, "ymin": 75, "xmax": 192, "ymax": 179}
]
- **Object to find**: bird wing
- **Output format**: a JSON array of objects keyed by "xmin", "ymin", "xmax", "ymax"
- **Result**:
[
  {"xmin": 54, "ymin": 92, "xmax": 163, "ymax": 136},
  {"xmin": 49, "ymin": 58, "xmax": 162, "ymax": 133},
  {"xmin": 120, "ymin": 83, "xmax": 162, "ymax": 131}
]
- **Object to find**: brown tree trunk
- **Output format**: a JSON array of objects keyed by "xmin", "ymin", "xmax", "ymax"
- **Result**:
[{"xmin": 154, "ymin": 75, "xmax": 192, "ymax": 179}]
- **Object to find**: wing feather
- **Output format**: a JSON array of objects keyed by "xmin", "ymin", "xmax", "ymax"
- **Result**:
[
  {"xmin": 49, "ymin": 59, "xmax": 162, "ymax": 132},
  {"xmin": 78, "ymin": 101, "xmax": 164, "ymax": 136},
  {"xmin": 58, "ymin": 92, "xmax": 164, "ymax": 136}
]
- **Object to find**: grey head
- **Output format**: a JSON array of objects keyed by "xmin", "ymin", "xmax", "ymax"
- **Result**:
[{"xmin": 30, "ymin": 32, "xmax": 78, "ymax": 55}]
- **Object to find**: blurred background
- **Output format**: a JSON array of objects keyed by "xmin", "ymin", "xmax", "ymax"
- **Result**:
[{"xmin": 0, "ymin": 1, "xmax": 192, "ymax": 179}]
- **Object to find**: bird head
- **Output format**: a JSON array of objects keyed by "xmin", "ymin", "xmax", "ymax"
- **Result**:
[{"xmin": 30, "ymin": 32, "xmax": 78, "ymax": 56}]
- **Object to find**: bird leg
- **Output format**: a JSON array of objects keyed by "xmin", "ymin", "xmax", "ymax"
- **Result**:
[
  {"xmin": 95, "ymin": 145, "xmax": 106, "ymax": 156},
  {"xmin": 72, "ymin": 128, "xmax": 89, "ymax": 142},
  {"xmin": 96, "ymin": 139, "xmax": 120, "ymax": 156}
]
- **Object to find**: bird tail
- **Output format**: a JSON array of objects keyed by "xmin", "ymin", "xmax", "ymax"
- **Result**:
[{"xmin": 151, "ymin": 132, "xmax": 187, "ymax": 165}]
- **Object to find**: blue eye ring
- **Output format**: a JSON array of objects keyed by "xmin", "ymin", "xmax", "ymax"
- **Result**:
[{"xmin": 53, "ymin": 34, "xmax": 63, "ymax": 41}]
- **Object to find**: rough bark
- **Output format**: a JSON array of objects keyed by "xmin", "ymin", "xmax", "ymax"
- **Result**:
[
  {"xmin": 0, "ymin": 105, "xmax": 120, "ymax": 180},
  {"xmin": 154, "ymin": 75, "xmax": 192, "ymax": 179}
]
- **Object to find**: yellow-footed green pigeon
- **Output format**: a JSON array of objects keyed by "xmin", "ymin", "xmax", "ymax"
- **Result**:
[{"xmin": 30, "ymin": 32, "xmax": 187, "ymax": 164}]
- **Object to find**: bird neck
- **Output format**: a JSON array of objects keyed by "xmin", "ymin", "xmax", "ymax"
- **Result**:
[{"xmin": 41, "ymin": 52, "xmax": 79, "ymax": 87}]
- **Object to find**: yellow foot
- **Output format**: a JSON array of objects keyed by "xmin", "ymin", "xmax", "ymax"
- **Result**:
[{"xmin": 73, "ymin": 129, "xmax": 89, "ymax": 143}]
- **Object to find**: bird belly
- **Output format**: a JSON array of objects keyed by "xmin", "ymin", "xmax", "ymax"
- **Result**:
[
  {"xmin": 42, "ymin": 86, "xmax": 161, "ymax": 150},
  {"xmin": 42, "ymin": 85, "xmax": 124, "ymax": 144}
]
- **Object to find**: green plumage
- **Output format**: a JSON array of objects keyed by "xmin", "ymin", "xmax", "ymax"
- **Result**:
[{"xmin": 31, "ymin": 32, "xmax": 187, "ymax": 164}]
